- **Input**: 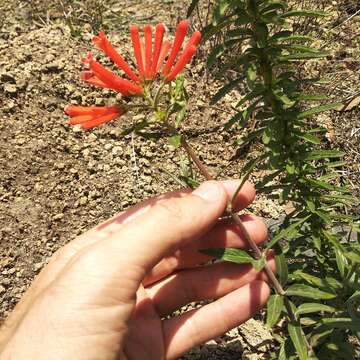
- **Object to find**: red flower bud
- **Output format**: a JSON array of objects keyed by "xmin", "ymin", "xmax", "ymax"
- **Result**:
[
  {"xmin": 130, "ymin": 25, "xmax": 145, "ymax": 79},
  {"xmin": 188, "ymin": 31, "xmax": 202, "ymax": 47},
  {"xmin": 65, "ymin": 105, "xmax": 122, "ymax": 129},
  {"xmin": 151, "ymin": 23, "xmax": 165, "ymax": 78},
  {"xmin": 162, "ymin": 20, "xmax": 189, "ymax": 76},
  {"xmin": 166, "ymin": 45, "xmax": 197, "ymax": 82},
  {"xmin": 92, "ymin": 32, "xmax": 140, "ymax": 83},
  {"xmin": 144, "ymin": 25, "xmax": 153, "ymax": 80},
  {"xmin": 65, "ymin": 105, "xmax": 120, "ymax": 116},
  {"xmin": 88, "ymin": 57, "xmax": 142, "ymax": 95}
]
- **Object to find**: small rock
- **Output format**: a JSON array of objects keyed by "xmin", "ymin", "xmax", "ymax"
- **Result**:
[
  {"xmin": 4, "ymin": 83, "xmax": 17, "ymax": 94},
  {"xmin": 79, "ymin": 196, "xmax": 88, "ymax": 206},
  {"xmin": 88, "ymin": 133, "xmax": 97, "ymax": 142},
  {"xmin": 34, "ymin": 263, "xmax": 43, "ymax": 272},
  {"xmin": 53, "ymin": 213, "xmax": 64, "ymax": 221},
  {"xmin": 72, "ymin": 125, "xmax": 82, "ymax": 133},
  {"xmin": 0, "ymin": 285, "xmax": 5, "ymax": 294},
  {"xmin": 104, "ymin": 143, "xmax": 113, "ymax": 151},
  {"xmin": 55, "ymin": 162, "xmax": 66, "ymax": 170}
]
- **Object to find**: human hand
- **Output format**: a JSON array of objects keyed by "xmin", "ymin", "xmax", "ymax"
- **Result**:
[{"xmin": 0, "ymin": 180, "xmax": 274, "ymax": 359}]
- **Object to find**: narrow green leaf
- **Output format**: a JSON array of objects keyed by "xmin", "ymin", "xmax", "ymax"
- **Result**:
[
  {"xmin": 320, "ymin": 317, "xmax": 360, "ymax": 331},
  {"xmin": 345, "ymin": 251, "xmax": 360, "ymax": 263},
  {"xmin": 280, "ymin": 10, "xmax": 329, "ymax": 18},
  {"xmin": 288, "ymin": 321, "xmax": 309, "ymax": 360},
  {"xmin": 334, "ymin": 248, "xmax": 347, "ymax": 278},
  {"xmin": 274, "ymin": 244, "xmax": 288, "ymax": 285},
  {"xmin": 326, "ymin": 160, "xmax": 347, "ymax": 168},
  {"xmin": 286, "ymin": 284, "xmax": 337, "ymax": 300},
  {"xmin": 280, "ymin": 52, "xmax": 328, "ymax": 60},
  {"xmin": 267, "ymin": 294, "xmax": 284, "ymax": 328},
  {"xmin": 266, "ymin": 215, "xmax": 311, "ymax": 249},
  {"xmin": 298, "ymin": 103, "xmax": 342, "ymax": 119},
  {"xmin": 296, "ymin": 303, "xmax": 335, "ymax": 316},
  {"xmin": 292, "ymin": 271, "xmax": 340, "ymax": 292},
  {"xmin": 304, "ymin": 149, "xmax": 345, "ymax": 161},
  {"xmin": 296, "ymin": 133, "xmax": 321, "ymax": 144},
  {"xmin": 200, "ymin": 248, "xmax": 253, "ymax": 264}
]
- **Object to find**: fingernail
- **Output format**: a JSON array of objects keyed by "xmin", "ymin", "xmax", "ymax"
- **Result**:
[{"xmin": 193, "ymin": 181, "xmax": 223, "ymax": 202}]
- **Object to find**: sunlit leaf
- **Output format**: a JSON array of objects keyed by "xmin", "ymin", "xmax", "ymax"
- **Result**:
[
  {"xmin": 288, "ymin": 321, "xmax": 309, "ymax": 360},
  {"xmin": 267, "ymin": 294, "xmax": 284, "ymax": 327},
  {"xmin": 286, "ymin": 284, "xmax": 337, "ymax": 300}
]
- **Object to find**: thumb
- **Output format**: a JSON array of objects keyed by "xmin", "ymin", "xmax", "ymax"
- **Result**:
[{"xmin": 60, "ymin": 181, "xmax": 228, "ymax": 298}]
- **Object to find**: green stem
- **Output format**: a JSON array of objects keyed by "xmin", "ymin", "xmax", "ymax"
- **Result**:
[{"xmin": 180, "ymin": 137, "xmax": 290, "ymax": 300}]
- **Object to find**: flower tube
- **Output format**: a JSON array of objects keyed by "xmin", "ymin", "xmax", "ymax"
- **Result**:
[
  {"xmin": 92, "ymin": 32, "xmax": 140, "ymax": 83},
  {"xmin": 151, "ymin": 23, "xmax": 165, "ymax": 78},
  {"xmin": 88, "ymin": 57, "xmax": 142, "ymax": 95},
  {"xmin": 130, "ymin": 25, "xmax": 145, "ymax": 79},
  {"xmin": 144, "ymin": 25, "xmax": 153, "ymax": 79},
  {"xmin": 166, "ymin": 45, "xmax": 197, "ymax": 81},
  {"xmin": 65, "ymin": 105, "xmax": 122, "ymax": 129},
  {"xmin": 162, "ymin": 20, "xmax": 189, "ymax": 76}
]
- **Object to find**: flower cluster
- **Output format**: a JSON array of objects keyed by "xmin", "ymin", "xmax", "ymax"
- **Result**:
[{"xmin": 65, "ymin": 20, "xmax": 201, "ymax": 129}]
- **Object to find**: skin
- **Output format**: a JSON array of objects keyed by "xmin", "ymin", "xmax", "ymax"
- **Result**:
[{"xmin": 0, "ymin": 180, "xmax": 274, "ymax": 360}]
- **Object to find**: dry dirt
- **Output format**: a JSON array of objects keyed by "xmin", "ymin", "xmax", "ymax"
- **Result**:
[{"xmin": 0, "ymin": 0, "xmax": 359, "ymax": 359}]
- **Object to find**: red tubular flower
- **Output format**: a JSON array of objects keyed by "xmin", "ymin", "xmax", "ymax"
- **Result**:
[
  {"xmin": 151, "ymin": 23, "xmax": 165, "ymax": 78},
  {"xmin": 165, "ymin": 31, "xmax": 202, "ymax": 82},
  {"xmin": 84, "ymin": 54, "xmax": 142, "ymax": 96},
  {"xmin": 81, "ymin": 71, "xmax": 108, "ymax": 88},
  {"xmin": 162, "ymin": 20, "xmax": 189, "ymax": 76},
  {"xmin": 130, "ymin": 25, "xmax": 145, "ymax": 78},
  {"xmin": 156, "ymin": 40, "xmax": 171, "ymax": 73},
  {"xmin": 92, "ymin": 32, "xmax": 140, "ymax": 84},
  {"xmin": 166, "ymin": 45, "xmax": 197, "ymax": 82},
  {"xmin": 144, "ymin": 25, "xmax": 153, "ymax": 79},
  {"xmin": 65, "ymin": 105, "xmax": 122, "ymax": 129},
  {"xmin": 188, "ymin": 31, "xmax": 202, "ymax": 47}
]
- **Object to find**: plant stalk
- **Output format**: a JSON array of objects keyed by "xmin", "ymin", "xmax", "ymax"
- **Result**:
[{"xmin": 180, "ymin": 138, "xmax": 290, "ymax": 300}]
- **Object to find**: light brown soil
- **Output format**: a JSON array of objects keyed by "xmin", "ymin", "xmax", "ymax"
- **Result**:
[{"xmin": 0, "ymin": 0, "xmax": 359, "ymax": 359}]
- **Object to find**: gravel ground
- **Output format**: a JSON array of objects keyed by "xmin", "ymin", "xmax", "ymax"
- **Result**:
[{"xmin": 0, "ymin": 0, "xmax": 359, "ymax": 359}]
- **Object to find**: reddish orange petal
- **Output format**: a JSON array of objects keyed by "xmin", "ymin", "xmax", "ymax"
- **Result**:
[
  {"xmin": 162, "ymin": 20, "xmax": 189, "ymax": 76},
  {"xmin": 92, "ymin": 32, "xmax": 140, "ymax": 83},
  {"xmin": 156, "ymin": 40, "xmax": 171, "ymax": 73},
  {"xmin": 81, "ymin": 112, "xmax": 121, "ymax": 129},
  {"xmin": 65, "ymin": 105, "xmax": 121, "ymax": 116},
  {"xmin": 151, "ymin": 23, "xmax": 165, "ymax": 78},
  {"xmin": 89, "ymin": 60, "xmax": 142, "ymax": 95},
  {"xmin": 81, "ymin": 71, "xmax": 109, "ymax": 88},
  {"xmin": 144, "ymin": 25, "xmax": 153, "ymax": 79},
  {"xmin": 188, "ymin": 31, "xmax": 202, "ymax": 47},
  {"xmin": 130, "ymin": 25, "xmax": 145, "ymax": 79},
  {"xmin": 166, "ymin": 45, "xmax": 197, "ymax": 81},
  {"xmin": 69, "ymin": 115, "xmax": 95, "ymax": 125}
]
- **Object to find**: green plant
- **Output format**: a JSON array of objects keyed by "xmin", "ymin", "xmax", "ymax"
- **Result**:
[
  {"xmin": 65, "ymin": 8, "xmax": 360, "ymax": 358},
  {"xmin": 191, "ymin": 0, "xmax": 360, "ymax": 358}
]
